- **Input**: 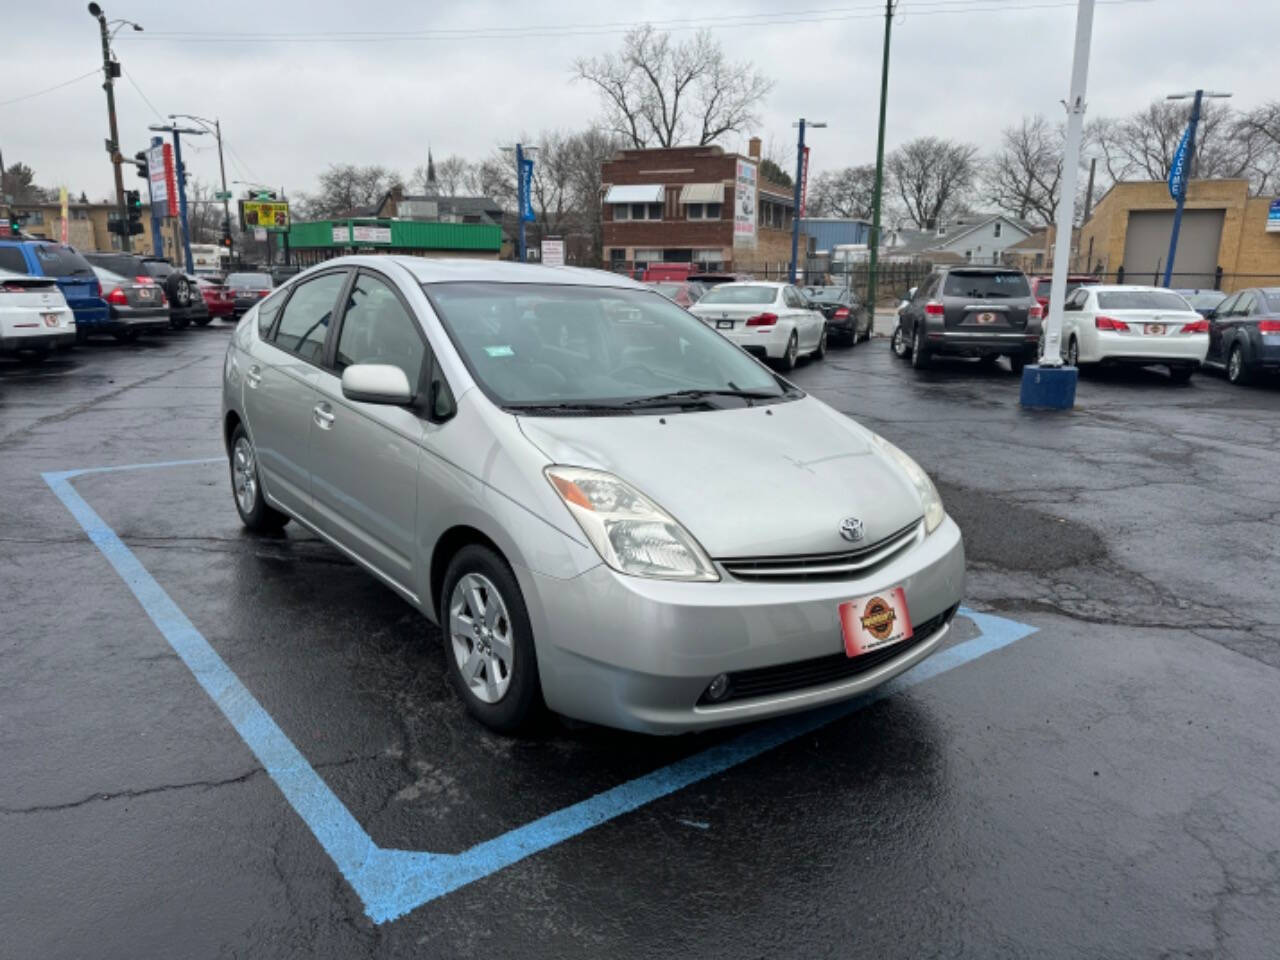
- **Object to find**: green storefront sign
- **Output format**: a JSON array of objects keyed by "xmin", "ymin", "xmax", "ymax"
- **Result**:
[{"xmin": 289, "ymin": 218, "xmax": 502, "ymax": 252}]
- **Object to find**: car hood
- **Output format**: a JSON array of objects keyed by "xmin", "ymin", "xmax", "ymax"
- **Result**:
[{"xmin": 516, "ymin": 396, "xmax": 925, "ymax": 558}]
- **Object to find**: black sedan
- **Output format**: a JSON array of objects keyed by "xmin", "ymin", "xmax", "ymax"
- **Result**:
[
  {"xmin": 1202, "ymin": 287, "xmax": 1280, "ymax": 385},
  {"xmin": 225, "ymin": 272, "xmax": 275, "ymax": 317},
  {"xmin": 801, "ymin": 285, "xmax": 872, "ymax": 345},
  {"xmin": 87, "ymin": 265, "xmax": 170, "ymax": 342}
]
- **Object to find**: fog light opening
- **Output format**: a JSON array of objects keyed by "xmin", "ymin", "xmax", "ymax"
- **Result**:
[{"xmin": 705, "ymin": 673, "xmax": 731, "ymax": 703}]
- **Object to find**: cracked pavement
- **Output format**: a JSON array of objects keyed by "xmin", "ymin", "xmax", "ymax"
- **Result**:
[{"xmin": 2, "ymin": 326, "xmax": 1279, "ymax": 958}]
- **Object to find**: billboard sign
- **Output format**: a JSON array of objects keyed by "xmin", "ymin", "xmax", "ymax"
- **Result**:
[
  {"xmin": 733, "ymin": 158, "xmax": 758, "ymax": 248},
  {"xmin": 352, "ymin": 224, "xmax": 392, "ymax": 244},
  {"xmin": 146, "ymin": 143, "xmax": 177, "ymax": 217},
  {"xmin": 541, "ymin": 238, "xmax": 565, "ymax": 267},
  {"xmin": 1267, "ymin": 199, "xmax": 1280, "ymax": 233},
  {"xmin": 241, "ymin": 199, "xmax": 290, "ymax": 231}
]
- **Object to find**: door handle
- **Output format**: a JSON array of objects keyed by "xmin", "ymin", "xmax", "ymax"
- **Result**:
[
  {"xmin": 245, "ymin": 364, "xmax": 262, "ymax": 388},
  {"xmin": 313, "ymin": 403, "xmax": 335, "ymax": 430}
]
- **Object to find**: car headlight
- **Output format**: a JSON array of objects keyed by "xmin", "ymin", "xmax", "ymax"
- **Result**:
[
  {"xmin": 545, "ymin": 466, "xmax": 719, "ymax": 581},
  {"xmin": 868, "ymin": 434, "xmax": 945, "ymax": 535}
]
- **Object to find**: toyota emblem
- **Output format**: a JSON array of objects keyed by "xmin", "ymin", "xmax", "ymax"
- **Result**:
[{"xmin": 839, "ymin": 517, "xmax": 865, "ymax": 542}]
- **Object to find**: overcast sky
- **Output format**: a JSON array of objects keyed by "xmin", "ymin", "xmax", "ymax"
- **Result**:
[{"xmin": 5, "ymin": 0, "xmax": 1278, "ymax": 203}]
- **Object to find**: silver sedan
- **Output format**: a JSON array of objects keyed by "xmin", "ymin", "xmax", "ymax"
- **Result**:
[{"xmin": 221, "ymin": 256, "xmax": 965, "ymax": 734}]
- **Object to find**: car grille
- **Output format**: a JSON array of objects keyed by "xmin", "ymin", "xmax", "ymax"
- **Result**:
[
  {"xmin": 718, "ymin": 521, "xmax": 922, "ymax": 583},
  {"xmin": 697, "ymin": 605, "xmax": 958, "ymax": 706}
]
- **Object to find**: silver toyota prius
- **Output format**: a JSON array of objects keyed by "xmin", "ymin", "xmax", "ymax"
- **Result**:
[{"xmin": 221, "ymin": 256, "xmax": 965, "ymax": 734}]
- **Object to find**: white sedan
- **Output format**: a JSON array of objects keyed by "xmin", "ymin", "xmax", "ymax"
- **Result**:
[
  {"xmin": 0, "ymin": 269, "xmax": 75, "ymax": 362},
  {"xmin": 689, "ymin": 281, "xmax": 826, "ymax": 370},
  {"xmin": 1060, "ymin": 285, "xmax": 1208, "ymax": 382}
]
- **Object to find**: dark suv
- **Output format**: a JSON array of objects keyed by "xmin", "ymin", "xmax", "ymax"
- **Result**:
[
  {"xmin": 83, "ymin": 253, "xmax": 209, "ymax": 329},
  {"xmin": 892, "ymin": 265, "xmax": 1041, "ymax": 372}
]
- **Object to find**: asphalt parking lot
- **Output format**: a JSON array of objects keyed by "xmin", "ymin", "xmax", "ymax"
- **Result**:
[{"xmin": 4, "ymin": 325, "xmax": 1280, "ymax": 958}]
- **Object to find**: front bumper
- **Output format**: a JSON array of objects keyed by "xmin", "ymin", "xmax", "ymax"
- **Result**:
[{"xmin": 520, "ymin": 515, "xmax": 966, "ymax": 733}]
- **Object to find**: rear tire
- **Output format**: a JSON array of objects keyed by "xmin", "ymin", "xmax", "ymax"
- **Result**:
[
  {"xmin": 229, "ymin": 425, "xmax": 290, "ymax": 532},
  {"xmin": 1066, "ymin": 336, "xmax": 1080, "ymax": 368},
  {"xmin": 16, "ymin": 350, "xmax": 49, "ymax": 364},
  {"xmin": 440, "ymin": 544, "xmax": 544, "ymax": 734},
  {"xmin": 910, "ymin": 322, "xmax": 931, "ymax": 370}
]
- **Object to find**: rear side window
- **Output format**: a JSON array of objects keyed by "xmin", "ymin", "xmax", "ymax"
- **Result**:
[
  {"xmin": 0, "ymin": 247, "xmax": 28, "ymax": 273},
  {"xmin": 88, "ymin": 254, "xmax": 143, "ymax": 276},
  {"xmin": 271, "ymin": 272, "xmax": 346, "ymax": 363},
  {"xmin": 32, "ymin": 244, "xmax": 95, "ymax": 277},
  {"xmin": 1096, "ymin": 291, "xmax": 1192, "ymax": 311},
  {"xmin": 943, "ymin": 271, "xmax": 1030, "ymax": 299},
  {"xmin": 256, "ymin": 289, "xmax": 287, "ymax": 338}
]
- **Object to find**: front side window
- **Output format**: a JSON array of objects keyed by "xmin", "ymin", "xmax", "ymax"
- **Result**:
[
  {"xmin": 272, "ymin": 271, "xmax": 346, "ymax": 363},
  {"xmin": 257, "ymin": 289, "xmax": 287, "ymax": 338},
  {"xmin": 335, "ymin": 273, "xmax": 426, "ymax": 389},
  {"xmin": 1233, "ymin": 293, "xmax": 1255, "ymax": 316},
  {"xmin": 425, "ymin": 282, "xmax": 788, "ymax": 410}
]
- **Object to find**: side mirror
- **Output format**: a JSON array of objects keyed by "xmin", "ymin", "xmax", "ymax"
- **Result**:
[{"xmin": 341, "ymin": 363, "xmax": 412, "ymax": 405}]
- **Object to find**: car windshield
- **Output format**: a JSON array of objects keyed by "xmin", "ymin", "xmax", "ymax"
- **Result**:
[
  {"xmin": 943, "ymin": 271, "xmax": 1030, "ymax": 299},
  {"xmin": 696, "ymin": 284, "xmax": 778, "ymax": 305},
  {"xmin": 1096, "ymin": 290, "xmax": 1192, "ymax": 311},
  {"xmin": 425, "ymin": 282, "xmax": 789, "ymax": 411},
  {"xmin": 227, "ymin": 273, "xmax": 272, "ymax": 288},
  {"xmin": 649, "ymin": 283, "xmax": 682, "ymax": 298},
  {"xmin": 90, "ymin": 265, "xmax": 127, "ymax": 287},
  {"xmin": 32, "ymin": 244, "xmax": 95, "ymax": 277}
]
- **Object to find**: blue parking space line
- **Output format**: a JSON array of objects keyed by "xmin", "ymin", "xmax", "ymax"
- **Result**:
[{"xmin": 44, "ymin": 459, "xmax": 1038, "ymax": 925}]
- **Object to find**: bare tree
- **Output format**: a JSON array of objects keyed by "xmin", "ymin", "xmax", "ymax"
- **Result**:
[
  {"xmin": 808, "ymin": 165, "xmax": 877, "ymax": 219},
  {"xmin": 573, "ymin": 25, "xmax": 772, "ymax": 148},
  {"xmin": 980, "ymin": 115, "xmax": 1063, "ymax": 225},
  {"xmin": 410, "ymin": 155, "xmax": 472, "ymax": 196},
  {"xmin": 184, "ymin": 179, "xmax": 225, "ymax": 243},
  {"xmin": 888, "ymin": 137, "xmax": 979, "ymax": 229},
  {"xmin": 295, "ymin": 164, "xmax": 403, "ymax": 220}
]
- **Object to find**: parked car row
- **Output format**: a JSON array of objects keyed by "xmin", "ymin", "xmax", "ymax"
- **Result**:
[
  {"xmin": 888, "ymin": 264, "xmax": 1278, "ymax": 388},
  {"xmin": 0, "ymin": 237, "xmax": 273, "ymax": 362}
]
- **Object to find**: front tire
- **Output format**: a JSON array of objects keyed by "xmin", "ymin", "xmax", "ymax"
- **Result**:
[
  {"xmin": 777, "ymin": 331, "xmax": 798, "ymax": 371},
  {"xmin": 441, "ymin": 545, "xmax": 544, "ymax": 734},
  {"xmin": 229, "ymin": 425, "xmax": 290, "ymax": 532},
  {"xmin": 813, "ymin": 325, "xmax": 828, "ymax": 360},
  {"xmin": 1227, "ymin": 343, "xmax": 1252, "ymax": 385},
  {"xmin": 891, "ymin": 323, "xmax": 912, "ymax": 359}
]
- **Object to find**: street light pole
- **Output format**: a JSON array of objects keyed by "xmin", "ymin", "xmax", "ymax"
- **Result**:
[
  {"xmin": 149, "ymin": 124, "xmax": 206, "ymax": 272},
  {"xmin": 172, "ymin": 114, "xmax": 234, "ymax": 261},
  {"xmin": 1162, "ymin": 89, "xmax": 1231, "ymax": 288},
  {"xmin": 865, "ymin": 0, "xmax": 895, "ymax": 323},
  {"xmin": 89, "ymin": 3, "xmax": 130, "ymax": 251},
  {"xmin": 789, "ymin": 119, "xmax": 825, "ymax": 284}
]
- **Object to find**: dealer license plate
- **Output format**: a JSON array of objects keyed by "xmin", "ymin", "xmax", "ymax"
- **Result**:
[
  {"xmin": 838, "ymin": 587, "xmax": 914, "ymax": 658},
  {"xmin": 716, "ymin": 320, "xmax": 734, "ymax": 330},
  {"xmin": 41, "ymin": 312, "xmax": 60, "ymax": 327},
  {"xmin": 974, "ymin": 312, "xmax": 997, "ymax": 324},
  {"xmin": 1145, "ymin": 323, "xmax": 1165, "ymax": 335}
]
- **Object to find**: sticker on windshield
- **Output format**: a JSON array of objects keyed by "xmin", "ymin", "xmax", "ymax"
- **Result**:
[{"xmin": 484, "ymin": 345, "xmax": 515, "ymax": 357}]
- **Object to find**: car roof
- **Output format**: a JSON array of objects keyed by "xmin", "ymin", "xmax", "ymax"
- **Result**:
[
  {"xmin": 941, "ymin": 265, "xmax": 1024, "ymax": 273},
  {"xmin": 1083, "ymin": 284, "xmax": 1188, "ymax": 293},
  {"xmin": 365, "ymin": 256, "xmax": 647, "ymax": 290},
  {"xmin": 706, "ymin": 280, "xmax": 786, "ymax": 289}
]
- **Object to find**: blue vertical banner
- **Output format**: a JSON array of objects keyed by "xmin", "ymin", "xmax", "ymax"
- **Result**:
[
  {"xmin": 519, "ymin": 158, "xmax": 535, "ymax": 222},
  {"xmin": 1168, "ymin": 124, "xmax": 1192, "ymax": 200}
]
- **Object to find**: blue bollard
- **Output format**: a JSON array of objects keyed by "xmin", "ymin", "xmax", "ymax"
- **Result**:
[{"xmin": 1019, "ymin": 364, "xmax": 1078, "ymax": 410}]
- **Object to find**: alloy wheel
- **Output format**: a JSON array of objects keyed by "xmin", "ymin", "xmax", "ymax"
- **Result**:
[
  {"xmin": 1228, "ymin": 345, "xmax": 1244, "ymax": 384},
  {"xmin": 232, "ymin": 436, "xmax": 257, "ymax": 515},
  {"xmin": 449, "ymin": 573, "xmax": 514, "ymax": 704},
  {"xmin": 891, "ymin": 325, "xmax": 907, "ymax": 357}
]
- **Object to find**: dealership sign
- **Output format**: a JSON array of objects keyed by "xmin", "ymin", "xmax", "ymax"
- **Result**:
[
  {"xmin": 147, "ymin": 143, "xmax": 178, "ymax": 217},
  {"xmin": 541, "ymin": 238, "xmax": 565, "ymax": 267},
  {"xmin": 734, "ymin": 158, "xmax": 757, "ymax": 248},
  {"xmin": 352, "ymin": 225, "xmax": 391, "ymax": 244},
  {"xmin": 1267, "ymin": 199, "xmax": 1280, "ymax": 233}
]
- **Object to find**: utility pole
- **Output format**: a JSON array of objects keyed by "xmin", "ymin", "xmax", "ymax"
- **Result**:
[
  {"xmin": 789, "ymin": 119, "xmax": 825, "ymax": 284},
  {"xmin": 89, "ymin": 3, "xmax": 130, "ymax": 251},
  {"xmin": 865, "ymin": 0, "xmax": 895, "ymax": 323},
  {"xmin": 1162, "ymin": 89, "xmax": 1231, "ymax": 288}
]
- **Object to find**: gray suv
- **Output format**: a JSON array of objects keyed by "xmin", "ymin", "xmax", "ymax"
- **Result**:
[{"xmin": 892, "ymin": 266, "xmax": 1040, "ymax": 372}]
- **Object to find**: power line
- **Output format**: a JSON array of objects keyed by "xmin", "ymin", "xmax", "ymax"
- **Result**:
[
  {"xmin": 121, "ymin": 66, "xmax": 165, "ymax": 123},
  {"xmin": 0, "ymin": 68, "xmax": 99, "ymax": 109},
  {"xmin": 134, "ymin": 0, "xmax": 1154, "ymax": 43}
]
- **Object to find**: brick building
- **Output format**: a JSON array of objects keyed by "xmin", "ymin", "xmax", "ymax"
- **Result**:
[
  {"xmin": 601, "ymin": 139, "xmax": 796, "ymax": 275},
  {"xmin": 6, "ymin": 199, "xmax": 181, "ymax": 257},
  {"xmin": 1077, "ymin": 179, "xmax": 1280, "ymax": 292}
]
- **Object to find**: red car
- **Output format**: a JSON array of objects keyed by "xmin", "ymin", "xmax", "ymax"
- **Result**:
[
  {"xmin": 196, "ymin": 277, "xmax": 236, "ymax": 322},
  {"xmin": 1029, "ymin": 274, "xmax": 1097, "ymax": 311},
  {"xmin": 645, "ymin": 280, "xmax": 707, "ymax": 308}
]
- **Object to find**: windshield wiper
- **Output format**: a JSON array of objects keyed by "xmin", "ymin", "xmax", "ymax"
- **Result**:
[
  {"xmin": 506, "ymin": 401, "xmax": 634, "ymax": 415},
  {"xmin": 621, "ymin": 388, "xmax": 780, "ymax": 408}
]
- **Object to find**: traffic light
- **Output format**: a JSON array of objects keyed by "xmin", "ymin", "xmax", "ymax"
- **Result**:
[
  {"xmin": 134, "ymin": 150, "xmax": 149, "ymax": 180},
  {"xmin": 125, "ymin": 190, "xmax": 144, "ymax": 235}
]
